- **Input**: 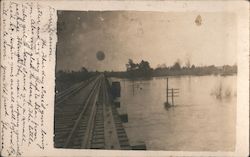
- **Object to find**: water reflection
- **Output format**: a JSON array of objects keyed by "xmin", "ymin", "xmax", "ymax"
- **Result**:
[{"xmin": 111, "ymin": 75, "xmax": 236, "ymax": 151}]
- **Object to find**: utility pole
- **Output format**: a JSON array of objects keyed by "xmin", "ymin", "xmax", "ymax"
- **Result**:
[
  {"xmin": 172, "ymin": 88, "xmax": 174, "ymax": 106},
  {"xmin": 166, "ymin": 78, "xmax": 168, "ymax": 105}
]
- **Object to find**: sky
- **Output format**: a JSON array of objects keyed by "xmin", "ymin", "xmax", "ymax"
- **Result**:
[{"xmin": 56, "ymin": 11, "xmax": 237, "ymax": 72}]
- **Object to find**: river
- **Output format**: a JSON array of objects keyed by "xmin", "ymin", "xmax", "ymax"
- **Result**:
[{"xmin": 111, "ymin": 75, "xmax": 236, "ymax": 151}]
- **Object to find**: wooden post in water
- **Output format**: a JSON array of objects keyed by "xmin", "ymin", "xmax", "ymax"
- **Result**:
[
  {"xmin": 166, "ymin": 78, "xmax": 168, "ymax": 105},
  {"xmin": 172, "ymin": 88, "xmax": 174, "ymax": 106},
  {"xmin": 132, "ymin": 79, "xmax": 134, "ymax": 96}
]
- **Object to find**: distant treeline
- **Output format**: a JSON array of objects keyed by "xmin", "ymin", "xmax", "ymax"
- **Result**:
[
  {"xmin": 56, "ymin": 59, "xmax": 237, "ymax": 91},
  {"xmin": 104, "ymin": 59, "xmax": 237, "ymax": 78}
]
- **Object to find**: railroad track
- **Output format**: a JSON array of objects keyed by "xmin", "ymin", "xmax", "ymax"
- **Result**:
[
  {"xmin": 54, "ymin": 74, "xmax": 132, "ymax": 149},
  {"xmin": 54, "ymin": 75, "xmax": 102, "ymax": 148},
  {"xmin": 55, "ymin": 76, "xmax": 96, "ymax": 106}
]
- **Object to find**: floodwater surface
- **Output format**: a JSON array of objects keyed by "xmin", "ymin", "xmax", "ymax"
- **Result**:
[{"xmin": 111, "ymin": 75, "xmax": 236, "ymax": 151}]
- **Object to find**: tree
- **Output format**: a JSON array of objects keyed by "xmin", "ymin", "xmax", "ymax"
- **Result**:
[
  {"xmin": 126, "ymin": 59, "xmax": 138, "ymax": 71},
  {"xmin": 138, "ymin": 60, "xmax": 151, "ymax": 71},
  {"xmin": 125, "ymin": 59, "xmax": 152, "ymax": 78},
  {"xmin": 185, "ymin": 54, "xmax": 191, "ymax": 69},
  {"xmin": 138, "ymin": 60, "xmax": 152, "ymax": 76},
  {"xmin": 185, "ymin": 58, "xmax": 191, "ymax": 69},
  {"xmin": 172, "ymin": 61, "xmax": 181, "ymax": 70},
  {"xmin": 157, "ymin": 63, "xmax": 167, "ymax": 69}
]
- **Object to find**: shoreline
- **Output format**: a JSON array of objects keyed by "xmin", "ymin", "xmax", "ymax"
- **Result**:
[{"xmin": 107, "ymin": 72, "xmax": 237, "ymax": 80}]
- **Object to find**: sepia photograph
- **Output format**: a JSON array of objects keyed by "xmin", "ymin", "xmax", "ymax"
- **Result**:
[
  {"xmin": 1, "ymin": 0, "xmax": 249, "ymax": 156},
  {"xmin": 54, "ymin": 10, "xmax": 237, "ymax": 151}
]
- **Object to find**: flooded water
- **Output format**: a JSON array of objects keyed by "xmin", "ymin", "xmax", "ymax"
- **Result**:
[{"xmin": 111, "ymin": 75, "xmax": 236, "ymax": 151}]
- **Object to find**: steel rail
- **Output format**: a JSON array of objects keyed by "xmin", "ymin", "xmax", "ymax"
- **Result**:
[
  {"xmin": 63, "ymin": 75, "xmax": 102, "ymax": 148},
  {"xmin": 81, "ymin": 76, "xmax": 107, "ymax": 148},
  {"xmin": 55, "ymin": 76, "xmax": 97, "ymax": 106}
]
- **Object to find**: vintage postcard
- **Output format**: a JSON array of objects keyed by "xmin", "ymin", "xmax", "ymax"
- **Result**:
[{"xmin": 0, "ymin": 0, "xmax": 249, "ymax": 157}]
